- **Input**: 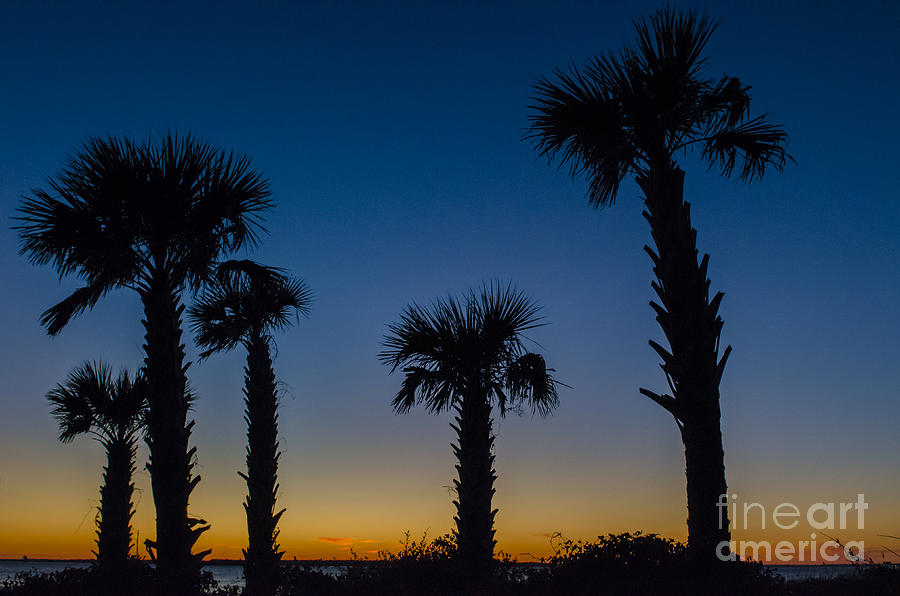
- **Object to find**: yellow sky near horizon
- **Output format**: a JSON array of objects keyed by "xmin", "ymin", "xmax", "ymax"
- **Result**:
[{"xmin": 1, "ymin": 436, "xmax": 897, "ymax": 564}]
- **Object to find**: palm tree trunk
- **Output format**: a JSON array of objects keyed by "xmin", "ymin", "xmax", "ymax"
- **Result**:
[
  {"xmin": 97, "ymin": 437, "xmax": 136, "ymax": 570},
  {"xmin": 141, "ymin": 273, "xmax": 209, "ymax": 591},
  {"xmin": 451, "ymin": 391, "xmax": 497, "ymax": 575},
  {"xmin": 638, "ymin": 167, "xmax": 730, "ymax": 561},
  {"xmin": 241, "ymin": 332, "xmax": 284, "ymax": 596}
]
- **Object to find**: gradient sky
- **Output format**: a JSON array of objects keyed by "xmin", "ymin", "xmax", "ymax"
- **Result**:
[{"xmin": 1, "ymin": 1, "xmax": 898, "ymax": 563}]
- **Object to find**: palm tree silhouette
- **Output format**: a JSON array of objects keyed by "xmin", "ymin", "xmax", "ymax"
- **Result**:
[
  {"xmin": 527, "ymin": 7, "xmax": 791, "ymax": 559},
  {"xmin": 189, "ymin": 260, "xmax": 311, "ymax": 596},
  {"xmin": 16, "ymin": 133, "xmax": 272, "ymax": 589},
  {"xmin": 47, "ymin": 362, "xmax": 146, "ymax": 572},
  {"xmin": 380, "ymin": 283, "xmax": 560, "ymax": 575}
]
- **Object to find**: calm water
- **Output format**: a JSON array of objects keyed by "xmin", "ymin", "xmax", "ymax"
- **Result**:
[{"xmin": 0, "ymin": 560, "xmax": 866, "ymax": 587}]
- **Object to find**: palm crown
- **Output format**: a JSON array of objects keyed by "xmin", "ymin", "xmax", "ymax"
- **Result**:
[
  {"xmin": 189, "ymin": 259, "xmax": 312, "ymax": 358},
  {"xmin": 48, "ymin": 362, "xmax": 146, "ymax": 445},
  {"xmin": 380, "ymin": 284, "xmax": 559, "ymax": 417},
  {"xmin": 527, "ymin": 6, "xmax": 791, "ymax": 207},
  {"xmin": 16, "ymin": 132, "xmax": 273, "ymax": 334}
]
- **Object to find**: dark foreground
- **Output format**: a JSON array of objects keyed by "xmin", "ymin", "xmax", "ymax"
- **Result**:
[{"xmin": 2, "ymin": 533, "xmax": 897, "ymax": 595}]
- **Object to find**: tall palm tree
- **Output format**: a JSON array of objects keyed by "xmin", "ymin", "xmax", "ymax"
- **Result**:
[
  {"xmin": 527, "ymin": 7, "xmax": 791, "ymax": 559},
  {"xmin": 48, "ymin": 362, "xmax": 146, "ymax": 571},
  {"xmin": 16, "ymin": 133, "xmax": 272, "ymax": 589},
  {"xmin": 189, "ymin": 260, "xmax": 311, "ymax": 596},
  {"xmin": 380, "ymin": 284, "xmax": 560, "ymax": 575}
]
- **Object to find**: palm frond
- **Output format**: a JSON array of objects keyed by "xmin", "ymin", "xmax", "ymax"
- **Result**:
[
  {"xmin": 17, "ymin": 132, "xmax": 275, "ymax": 325},
  {"xmin": 48, "ymin": 361, "xmax": 148, "ymax": 444},
  {"xmin": 40, "ymin": 278, "xmax": 118, "ymax": 336},
  {"xmin": 215, "ymin": 260, "xmax": 312, "ymax": 326},
  {"xmin": 48, "ymin": 382, "xmax": 96, "ymax": 442},
  {"xmin": 381, "ymin": 283, "xmax": 559, "ymax": 416},
  {"xmin": 476, "ymin": 282, "xmax": 544, "ymax": 334},
  {"xmin": 188, "ymin": 285, "xmax": 254, "ymax": 357},
  {"xmin": 528, "ymin": 6, "xmax": 792, "ymax": 196},
  {"xmin": 475, "ymin": 282, "xmax": 544, "ymax": 362},
  {"xmin": 527, "ymin": 64, "xmax": 636, "ymax": 208},
  {"xmin": 108, "ymin": 369, "xmax": 149, "ymax": 437},
  {"xmin": 268, "ymin": 277, "xmax": 313, "ymax": 331},
  {"xmin": 697, "ymin": 75, "xmax": 751, "ymax": 131},
  {"xmin": 380, "ymin": 297, "xmax": 461, "ymax": 372},
  {"xmin": 188, "ymin": 260, "xmax": 310, "ymax": 357},
  {"xmin": 700, "ymin": 115, "xmax": 791, "ymax": 182},
  {"xmin": 15, "ymin": 136, "xmax": 143, "ymax": 326},
  {"xmin": 633, "ymin": 7, "xmax": 718, "ymax": 81},
  {"xmin": 169, "ymin": 136, "xmax": 273, "ymax": 289},
  {"xmin": 214, "ymin": 259, "xmax": 284, "ymax": 284},
  {"xmin": 392, "ymin": 366, "xmax": 457, "ymax": 414},
  {"xmin": 504, "ymin": 353, "xmax": 560, "ymax": 417}
]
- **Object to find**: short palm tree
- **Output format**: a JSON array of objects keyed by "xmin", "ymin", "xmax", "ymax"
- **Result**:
[
  {"xmin": 16, "ymin": 133, "xmax": 272, "ymax": 589},
  {"xmin": 48, "ymin": 362, "xmax": 146, "ymax": 571},
  {"xmin": 380, "ymin": 284, "xmax": 560, "ymax": 574},
  {"xmin": 527, "ymin": 8, "xmax": 791, "ymax": 559},
  {"xmin": 189, "ymin": 260, "xmax": 311, "ymax": 596}
]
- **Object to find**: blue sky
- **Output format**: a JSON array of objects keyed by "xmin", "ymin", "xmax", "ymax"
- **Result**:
[{"xmin": 0, "ymin": 0, "xmax": 898, "ymax": 559}]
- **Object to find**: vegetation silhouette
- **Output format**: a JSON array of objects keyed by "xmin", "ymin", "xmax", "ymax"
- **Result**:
[
  {"xmin": 189, "ymin": 259, "xmax": 312, "ymax": 596},
  {"xmin": 47, "ymin": 362, "xmax": 146, "ymax": 574},
  {"xmin": 379, "ymin": 283, "xmax": 561, "ymax": 577},
  {"xmin": 16, "ymin": 132, "xmax": 273, "ymax": 591},
  {"xmin": 3, "ymin": 541, "xmax": 899, "ymax": 595},
  {"xmin": 527, "ymin": 7, "xmax": 791, "ymax": 560}
]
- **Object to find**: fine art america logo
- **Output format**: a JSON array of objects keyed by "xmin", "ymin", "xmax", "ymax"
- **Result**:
[{"xmin": 716, "ymin": 494, "xmax": 868, "ymax": 563}]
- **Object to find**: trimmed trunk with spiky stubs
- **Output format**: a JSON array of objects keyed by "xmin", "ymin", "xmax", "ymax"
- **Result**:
[
  {"xmin": 96, "ymin": 436, "xmax": 137, "ymax": 570},
  {"xmin": 141, "ymin": 273, "xmax": 209, "ymax": 592},
  {"xmin": 451, "ymin": 390, "xmax": 497, "ymax": 575},
  {"xmin": 638, "ymin": 167, "xmax": 731, "ymax": 561},
  {"xmin": 241, "ymin": 331, "xmax": 285, "ymax": 596}
]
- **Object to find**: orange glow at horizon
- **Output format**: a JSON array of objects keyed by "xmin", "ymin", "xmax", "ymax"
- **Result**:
[
  {"xmin": 2, "ymin": 383, "xmax": 897, "ymax": 565},
  {"xmin": 3, "ymin": 482, "xmax": 898, "ymax": 564},
  {"xmin": 2, "ymin": 416, "xmax": 899, "ymax": 565}
]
